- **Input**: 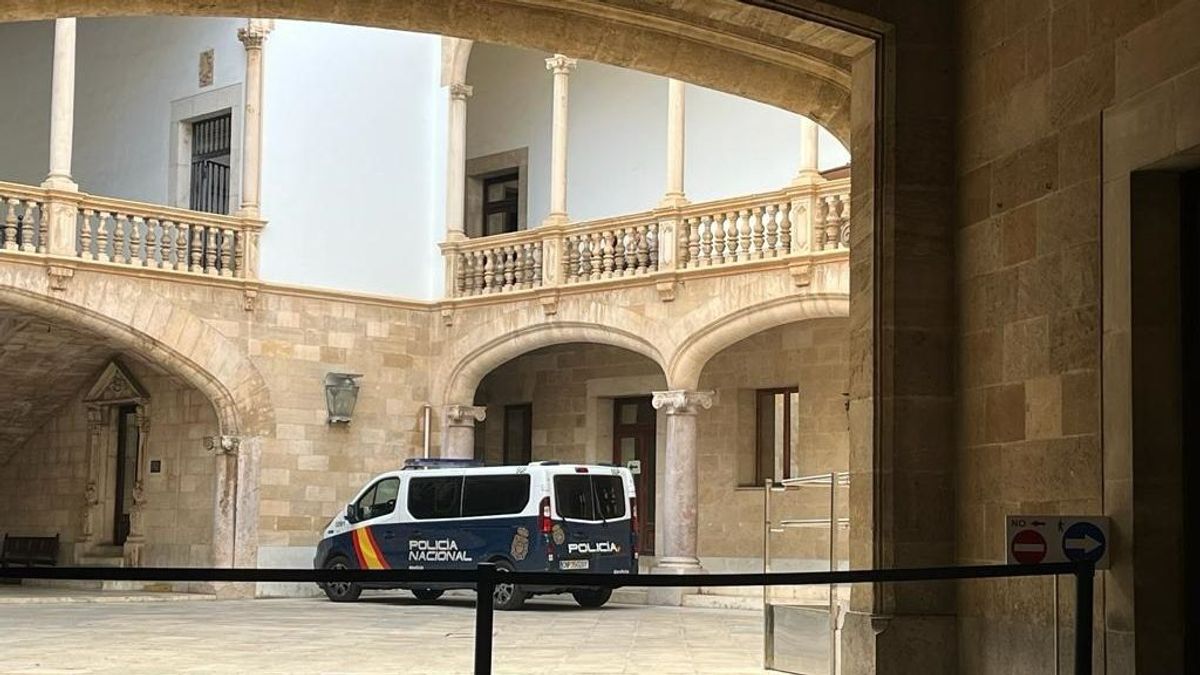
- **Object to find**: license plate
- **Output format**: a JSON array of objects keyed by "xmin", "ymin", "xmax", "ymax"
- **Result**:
[{"xmin": 559, "ymin": 559, "xmax": 590, "ymax": 571}]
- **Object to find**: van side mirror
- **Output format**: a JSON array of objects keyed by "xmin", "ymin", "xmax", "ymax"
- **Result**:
[{"xmin": 345, "ymin": 504, "xmax": 356, "ymax": 523}]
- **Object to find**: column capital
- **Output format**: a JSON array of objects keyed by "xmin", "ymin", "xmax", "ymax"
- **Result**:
[
  {"xmin": 449, "ymin": 82, "xmax": 474, "ymax": 101},
  {"xmin": 444, "ymin": 404, "xmax": 487, "ymax": 427},
  {"xmin": 204, "ymin": 435, "xmax": 241, "ymax": 455},
  {"xmin": 652, "ymin": 390, "xmax": 714, "ymax": 415},
  {"xmin": 237, "ymin": 19, "xmax": 273, "ymax": 49},
  {"xmin": 545, "ymin": 54, "xmax": 578, "ymax": 75}
]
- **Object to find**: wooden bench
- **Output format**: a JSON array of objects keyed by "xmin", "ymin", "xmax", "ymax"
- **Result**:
[{"xmin": 0, "ymin": 534, "xmax": 60, "ymax": 568}]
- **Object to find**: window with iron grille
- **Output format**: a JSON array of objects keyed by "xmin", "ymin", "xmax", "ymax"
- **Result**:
[{"xmin": 190, "ymin": 112, "xmax": 232, "ymax": 215}]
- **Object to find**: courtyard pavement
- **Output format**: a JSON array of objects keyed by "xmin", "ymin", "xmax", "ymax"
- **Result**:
[{"xmin": 0, "ymin": 591, "xmax": 768, "ymax": 674}]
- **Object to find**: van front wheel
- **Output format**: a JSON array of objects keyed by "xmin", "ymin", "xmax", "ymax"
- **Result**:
[
  {"xmin": 571, "ymin": 588, "xmax": 612, "ymax": 608},
  {"xmin": 322, "ymin": 557, "xmax": 361, "ymax": 603},
  {"xmin": 490, "ymin": 561, "xmax": 527, "ymax": 611}
]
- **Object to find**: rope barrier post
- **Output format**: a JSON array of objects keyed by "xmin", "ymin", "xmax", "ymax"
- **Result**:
[
  {"xmin": 1073, "ymin": 561, "xmax": 1094, "ymax": 675},
  {"xmin": 474, "ymin": 562, "xmax": 496, "ymax": 675}
]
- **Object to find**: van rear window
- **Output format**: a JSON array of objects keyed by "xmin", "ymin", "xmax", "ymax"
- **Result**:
[
  {"xmin": 553, "ymin": 474, "xmax": 626, "ymax": 520},
  {"xmin": 462, "ymin": 474, "xmax": 531, "ymax": 517}
]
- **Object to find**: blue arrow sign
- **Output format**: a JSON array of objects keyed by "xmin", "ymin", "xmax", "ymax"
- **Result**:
[{"xmin": 1062, "ymin": 521, "xmax": 1106, "ymax": 563}]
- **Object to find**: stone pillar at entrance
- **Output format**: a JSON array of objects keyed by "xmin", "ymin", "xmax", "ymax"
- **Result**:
[
  {"xmin": 650, "ymin": 389, "xmax": 712, "ymax": 577},
  {"xmin": 442, "ymin": 405, "xmax": 486, "ymax": 460},
  {"xmin": 543, "ymin": 54, "xmax": 577, "ymax": 226}
]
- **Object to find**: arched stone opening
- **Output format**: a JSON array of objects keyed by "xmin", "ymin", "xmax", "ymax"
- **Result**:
[
  {"xmin": 0, "ymin": 283, "xmax": 272, "ymax": 576},
  {"xmin": 0, "ymin": 304, "xmax": 223, "ymax": 575}
]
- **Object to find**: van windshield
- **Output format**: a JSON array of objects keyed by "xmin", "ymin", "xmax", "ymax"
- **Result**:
[{"xmin": 553, "ymin": 474, "xmax": 626, "ymax": 520}]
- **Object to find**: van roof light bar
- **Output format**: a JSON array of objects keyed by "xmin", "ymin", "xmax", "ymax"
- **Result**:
[{"xmin": 402, "ymin": 458, "xmax": 484, "ymax": 470}]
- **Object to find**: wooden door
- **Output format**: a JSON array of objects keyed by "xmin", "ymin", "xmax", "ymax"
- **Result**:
[{"xmin": 612, "ymin": 396, "xmax": 656, "ymax": 555}]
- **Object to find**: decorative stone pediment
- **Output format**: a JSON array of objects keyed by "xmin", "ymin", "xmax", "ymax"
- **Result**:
[{"xmin": 83, "ymin": 360, "xmax": 150, "ymax": 406}]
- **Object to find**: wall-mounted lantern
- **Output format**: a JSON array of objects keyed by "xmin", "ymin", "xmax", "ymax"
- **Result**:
[{"xmin": 324, "ymin": 373, "xmax": 362, "ymax": 424}]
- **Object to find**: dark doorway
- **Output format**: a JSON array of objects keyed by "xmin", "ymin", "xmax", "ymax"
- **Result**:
[
  {"xmin": 482, "ymin": 171, "xmax": 520, "ymax": 236},
  {"xmin": 189, "ymin": 112, "xmax": 232, "ymax": 215},
  {"xmin": 503, "ymin": 403, "xmax": 532, "ymax": 465},
  {"xmin": 612, "ymin": 396, "xmax": 655, "ymax": 556},
  {"xmin": 112, "ymin": 405, "xmax": 139, "ymax": 546}
]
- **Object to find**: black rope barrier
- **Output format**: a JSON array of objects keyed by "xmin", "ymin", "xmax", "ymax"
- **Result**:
[{"xmin": 0, "ymin": 561, "xmax": 1095, "ymax": 675}]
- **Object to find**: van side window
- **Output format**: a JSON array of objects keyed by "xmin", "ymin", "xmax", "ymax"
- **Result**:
[
  {"xmin": 354, "ymin": 477, "xmax": 400, "ymax": 521},
  {"xmin": 462, "ymin": 475, "xmax": 531, "ymax": 517},
  {"xmin": 408, "ymin": 476, "xmax": 463, "ymax": 520}
]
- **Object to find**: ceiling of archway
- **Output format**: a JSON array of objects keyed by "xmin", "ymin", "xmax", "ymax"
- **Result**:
[
  {"xmin": 0, "ymin": 0, "xmax": 870, "ymax": 143},
  {"xmin": 0, "ymin": 307, "xmax": 153, "ymax": 459}
]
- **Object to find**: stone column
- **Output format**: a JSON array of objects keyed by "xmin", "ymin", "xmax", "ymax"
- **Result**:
[
  {"xmin": 543, "ymin": 54, "xmax": 577, "ymax": 226},
  {"xmin": 660, "ymin": 78, "xmax": 688, "ymax": 208},
  {"xmin": 237, "ymin": 20, "xmax": 272, "ymax": 218},
  {"xmin": 204, "ymin": 434, "xmax": 241, "ymax": 597},
  {"xmin": 445, "ymin": 83, "xmax": 473, "ymax": 240},
  {"xmin": 651, "ymin": 390, "xmax": 713, "ymax": 573},
  {"xmin": 792, "ymin": 115, "xmax": 823, "ymax": 186},
  {"xmin": 43, "ymin": 19, "xmax": 77, "ymax": 192},
  {"xmin": 443, "ymin": 405, "xmax": 486, "ymax": 460}
]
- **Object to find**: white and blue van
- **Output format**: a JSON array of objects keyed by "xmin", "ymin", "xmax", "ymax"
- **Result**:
[{"xmin": 314, "ymin": 459, "xmax": 638, "ymax": 609}]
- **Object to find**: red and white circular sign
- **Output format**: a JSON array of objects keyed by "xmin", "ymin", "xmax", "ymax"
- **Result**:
[{"xmin": 1011, "ymin": 529, "xmax": 1047, "ymax": 564}]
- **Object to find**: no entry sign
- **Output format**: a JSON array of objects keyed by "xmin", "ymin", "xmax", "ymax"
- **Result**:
[
  {"xmin": 1005, "ymin": 515, "xmax": 1110, "ymax": 569},
  {"xmin": 1010, "ymin": 529, "xmax": 1047, "ymax": 564}
]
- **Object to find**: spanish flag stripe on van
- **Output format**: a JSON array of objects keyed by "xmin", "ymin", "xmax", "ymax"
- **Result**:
[{"xmin": 352, "ymin": 527, "xmax": 389, "ymax": 570}]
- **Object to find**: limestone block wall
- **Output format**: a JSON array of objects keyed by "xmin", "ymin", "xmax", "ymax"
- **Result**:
[{"xmin": 696, "ymin": 317, "xmax": 850, "ymax": 567}]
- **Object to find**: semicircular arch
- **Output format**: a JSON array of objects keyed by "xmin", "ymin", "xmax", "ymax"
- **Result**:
[
  {"xmin": 666, "ymin": 293, "xmax": 850, "ymax": 390},
  {"xmin": 441, "ymin": 320, "xmax": 667, "ymax": 406}
]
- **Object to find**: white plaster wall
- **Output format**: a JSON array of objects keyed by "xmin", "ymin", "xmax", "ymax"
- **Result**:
[
  {"xmin": 0, "ymin": 21, "xmax": 52, "ymax": 186},
  {"xmin": 465, "ymin": 42, "xmax": 849, "ymax": 226},
  {"xmin": 259, "ymin": 21, "xmax": 443, "ymax": 298}
]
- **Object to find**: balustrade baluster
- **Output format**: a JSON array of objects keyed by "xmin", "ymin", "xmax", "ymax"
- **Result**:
[
  {"xmin": 146, "ymin": 219, "xmax": 160, "ymax": 267},
  {"xmin": 483, "ymin": 250, "xmax": 497, "ymax": 292},
  {"xmin": 686, "ymin": 217, "xmax": 700, "ymax": 268},
  {"xmin": 700, "ymin": 215, "xmax": 714, "ymax": 265},
  {"xmin": 613, "ymin": 228, "xmax": 627, "ymax": 276},
  {"xmin": 36, "ymin": 202, "xmax": 48, "ymax": 253},
  {"xmin": 782, "ymin": 202, "xmax": 795, "ymax": 254},
  {"xmin": 3, "ymin": 198, "xmax": 18, "ymax": 250},
  {"xmin": 824, "ymin": 195, "xmax": 841, "ymax": 250},
  {"xmin": 189, "ymin": 225, "xmax": 204, "ymax": 273},
  {"xmin": 204, "ymin": 227, "xmax": 219, "ymax": 275},
  {"xmin": 220, "ymin": 228, "xmax": 235, "ymax": 276},
  {"xmin": 839, "ymin": 194, "xmax": 851, "ymax": 248},
  {"xmin": 19, "ymin": 202, "xmax": 35, "ymax": 252},
  {"xmin": 234, "ymin": 229, "xmax": 245, "ymax": 278},
  {"xmin": 176, "ymin": 223, "xmax": 190, "ymax": 271},
  {"xmin": 717, "ymin": 212, "xmax": 732, "ymax": 263},
  {"xmin": 751, "ymin": 208, "xmax": 765, "ymax": 259},
  {"xmin": 598, "ymin": 230, "xmax": 613, "ymax": 278},
  {"xmin": 455, "ymin": 253, "xmax": 467, "ymax": 296},
  {"xmin": 737, "ymin": 209, "xmax": 751, "ymax": 262},
  {"xmin": 636, "ymin": 225, "xmax": 649, "ymax": 273},
  {"xmin": 514, "ymin": 245, "xmax": 527, "ymax": 289},
  {"xmin": 130, "ymin": 216, "xmax": 144, "ymax": 265},
  {"xmin": 647, "ymin": 223, "xmax": 659, "ymax": 271},
  {"xmin": 79, "ymin": 209, "xmax": 94, "ymax": 259},
  {"xmin": 814, "ymin": 198, "xmax": 828, "ymax": 251},
  {"xmin": 562, "ymin": 236, "xmax": 576, "ymax": 282},
  {"xmin": 114, "ymin": 214, "xmax": 130, "ymax": 264},
  {"xmin": 764, "ymin": 205, "xmax": 779, "ymax": 257},
  {"xmin": 96, "ymin": 212, "xmax": 113, "ymax": 263},
  {"xmin": 531, "ymin": 242, "xmax": 543, "ymax": 286},
  {"xmin": 160, "ymin": 221, "xmax": 174, "ymax": 269}
]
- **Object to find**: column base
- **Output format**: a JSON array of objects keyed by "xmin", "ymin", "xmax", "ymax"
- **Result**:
[
  {"xmin": 658, "ymin": 193, "xmax": 690, "ymax": 208},
  {"xmin": 789, "ymin": 170, "xmax": 826, "ymax": 187},
  {"xmin": 542, "ymin": 213, "xmax": 570, "ymax": 227},
  {"xmin": 41, "ymin": 175, "xmax": 78, "ymax": 191},
  {"xmin": 647, "ymin": 556, "xmax": 705, "ymax": 605}
]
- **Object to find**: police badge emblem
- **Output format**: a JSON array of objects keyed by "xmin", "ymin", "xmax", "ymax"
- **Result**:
[
  {"xmin": 511, "ymin": 526, "xmax": 530, "ymax": 561},
  {"xmin": 551, "ymin": 523, "xmax": 566, "ymax": 546}
]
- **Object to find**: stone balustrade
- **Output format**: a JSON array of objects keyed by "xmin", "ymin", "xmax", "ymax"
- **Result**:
[
  {"xmin": 443, "ymin": 176, "xmax": 850, "ymax": 298},
  {"xmin": 0, "ymin": 183, "xmax": 49, "ymax": 254},
  {"xmin": 0, "ymin": 180, "xmax": 264, "ymax": 280}
]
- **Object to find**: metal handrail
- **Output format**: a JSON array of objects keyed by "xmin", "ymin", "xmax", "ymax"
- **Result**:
[{"xmin": 0, "ymin": 561, "xmax": 1095, "ymax": 675}]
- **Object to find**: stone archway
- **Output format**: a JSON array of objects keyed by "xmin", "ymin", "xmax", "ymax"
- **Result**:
[
  {"xmin": 0, "ymin": 278, "xmax": 272, "ymax": 572},
  {"xmin": 0, "ymin": 0, "xmax": 867, "ymax": 143}
]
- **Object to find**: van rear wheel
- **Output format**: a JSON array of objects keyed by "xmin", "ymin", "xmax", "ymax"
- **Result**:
[
  {"xmin": 490, "ymin": 561, "xmax": 527, "ymax": 611},
  {"xmin": 322, "ymin": 557, "xmax": 361, "ymax": 603},
  {"xmin": 571, "ymin": 588, "xmax": 612, "ymax": 608}
]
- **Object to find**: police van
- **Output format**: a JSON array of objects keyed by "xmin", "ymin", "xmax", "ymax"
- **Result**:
[{"xmin": 314, "ymin": 459, "xmax": 638, "ymax": 610}]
